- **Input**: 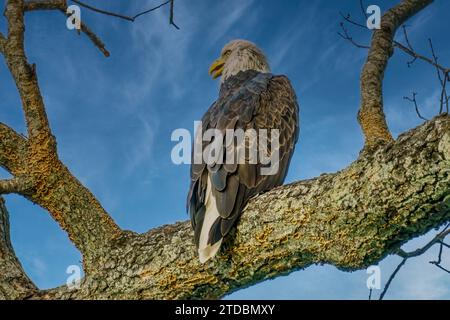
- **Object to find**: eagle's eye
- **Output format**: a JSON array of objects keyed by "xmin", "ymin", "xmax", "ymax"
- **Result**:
[{"xmin": 222, "ymin": 50, "xmax": 231, "ymax": 58}]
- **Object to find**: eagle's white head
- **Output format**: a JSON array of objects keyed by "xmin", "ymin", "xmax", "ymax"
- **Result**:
[{"xmin": 209, "ymin": 39, "xmax": 270, "ymax": 83}]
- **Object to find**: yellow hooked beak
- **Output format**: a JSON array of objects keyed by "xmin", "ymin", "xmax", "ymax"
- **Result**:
[{"xmin": 208, "ymin": 58, "xmax": 225, "ymax": 79}]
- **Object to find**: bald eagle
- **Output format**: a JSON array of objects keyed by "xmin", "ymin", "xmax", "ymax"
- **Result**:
[{"xmin": 188, "ymin": 39, "xmax": 299, "ymax": 263}]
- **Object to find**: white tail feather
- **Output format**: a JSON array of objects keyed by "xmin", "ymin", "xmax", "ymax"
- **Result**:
[{"xmin": 198, "ymin": 175, "xmax": 223, "ymax": 263}]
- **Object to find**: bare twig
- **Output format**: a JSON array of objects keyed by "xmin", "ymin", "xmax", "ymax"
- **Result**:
[
  {"xmin": 78, "ymin": 19, "xmax": 110, "ymax": 57},
  {"xmin": 337, "ymin": 22, "xmax": 370, "ymax": 49},
  {"xmin": 71, "ymin": 0, "xmax": 134, "ymax": 21},
  {"xmin": 339, "ymin": 9, "xmax": 450, "ymax": 75},
  {"xmin": 432, "ymin": 263, "xmax": 450, "ymax": 274},
  {"xmin": 428, "ymin": 39, "xmax": 449, "ymax": 114},
  {"xmin": 379, "ymin": 258, "xmax": 407, "ymax": 300},
  {"xmin": 392, "ymin": 41, "xmax": 450, "ymax": 74},
  {"xmin": 400, "ymin": 25, "xmax": 417, "ymax": 67},
  {"xmin": 378, "ymin": 223, "xmax": 450, "ymax": 299},
  {"xmin": 397, "ymin": 225, "xmax": 450, "ymax": 259},
  {"xmin": 169, "ymin": 0, "xmax": 180, "ymax": 29},
  {"xmin": 403, "ymin": 92, "xmax": 428, "ymax": 120},
  {"xmin": 339, "ymin": 12, "xmax": 367, "ymax": 29},
  {"xmin": 133, "ymin": 0, "xmax": 171, "ymax": 20},
  {"xmin": 430, "ymin": 241, "xmax": 450, "ymax": 274},
  {"xmin": 70, "ymin": 0, "xmax": 179, "ymax": 28},
  {"xmin": 441, "ymin": 241, "xmax": 450, "ymax": 249},
  {"xmin": 24, "ymin": 0, "xmax": 180, "ymax": 56},
  {"xmin": 428, "ymin": 224, "xmax": 450, "ymax": 274},
  {"xmin": 24, "ymin": 0, "xmax": 110, "ymax": 56},
  {"xmin": 360, "ymin": 0, "xmax": 368, "ymax": 19}
]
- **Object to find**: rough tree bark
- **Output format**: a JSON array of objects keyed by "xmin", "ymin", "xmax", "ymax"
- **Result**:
[{"xmin": 0, "ymin": 0, "xmax": 448, "ymax": 299}]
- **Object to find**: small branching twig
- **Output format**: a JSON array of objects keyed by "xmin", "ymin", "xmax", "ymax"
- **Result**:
[
  {"xmin": 71, "ymin": 0, "xmax": 134, "ymax": 21},
  {"xmin": 25, "ymin": 1, "xmax": 111, "ymax": 56},
  {"xmin": 360, "ymin": 0, "xmax": 368, "ymax": 19},
  {"xmin": 70, "ymin": 0, "xmax": 180, "ymax": 28},
  {"xmin": 339, "ymin": 4, "xmax": 450, "ymax": 119},
  {"xmin": 338, "ymin": 8, "xmax": 449, "ymax": 74},
  {"xmin": 337, "ymin": 22, "xmax": 370, "ymax": 49},
  {"xmin": 169, "ymin": 0, "xmax": 180, "ymax": 29},
  {"xmin": 339, "ymin": 12, "xmax": 367, "ymax": 29},
  {"xmin": 403, "ymin": 92, "xmax": 428, "ymax": 121},
  {"xmin": 379, "ymin": 223, "xmax": 450, "ymax": 299},
  {"xmin": 428, "ymin": 39, "xmax": 449, "ymax": 114},
  {"xmin": 429, "ymin": 223, "xmax": 450, "ymax": 274},
  {"xmin": 401, "ymin": 25, "xmax": 417, "ymax": 67},
  {"xmin": 24, "ymin": 0, "xmax": 180, "ymax": 56},
  {"xmin": 379, "ymin": 258, "xmax": 407, "ymax": 300}
]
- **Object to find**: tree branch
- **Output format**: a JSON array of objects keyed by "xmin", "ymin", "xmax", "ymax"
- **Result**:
[
  {"xmin": 0, "ymin": 123, "xmax": 28, "ymax": 174},
  {"xmin": 24, "ymin": 0, "xmax": 110, "ymax": 57},
  {"xmin": 341, "ymin": 6, "xmax": 449, "ymax": 122},
  {"xmin": 0, "ymin": 197, "xmax": 38, "ymax": 299},
  {"xmin": 397, "ymin": 226, "xmax": 450, "ymax": 259},
  {"xmin": 69, "ymin": 0, "xmax": 178, "ymax": 28},
  {"xmin": 24, "ymin": 0, "xmax": 180, "ymax": 56},
  {"xmin": 403, "ymin": 92, "xmax": 428, "ymax": 121},
  {"xmin": 358, "ymin": 0, "xmax": 433, "ymax": 147},
  {"xmin": 392, "ymin": 41, "xmax": 449, "ymax": 73},
  {"xmin": 77, "ymin": 19, "xmax": 110, "ymax": 57},
  {"xmin": 339, "ymin": 9, "xmax": 450, "ymax": 75},
  {"xmin": 0, "ymin": 32, "xmax": 5, "ymax": 53},
  {"xmin": 378, "ymin": 223, "xmax": 450, "ymax": 299},
  {"xmin": 3, "ymin": 0, "xmax": 56, "ymax": 151},
  {"xmin": 1, "ymin": 2, "xmax": 121, "ymax": 260},
  {"xmin": 30, "ymin": 115, "xmax": 450, "ymax": 299},
  {"xmin": 379, "ymin": 257, "xmax": 407, "ymax": 300},
  {"xmin": 338, "ymin": 22, "xmax": 370, "ymax": 49},
  {"xmin": 0, "ymin": 177, "xmax": 32, "ymax": 195},
  {"xmin": 70, "ymin": 0, "xmax": 134, "ymax": 21}
]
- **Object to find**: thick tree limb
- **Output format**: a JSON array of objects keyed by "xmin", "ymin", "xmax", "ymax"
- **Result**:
[
  {"xmin": 0, "ymin": 197, "xmax": 38, "ymax": 299},
  {"xmin": 4, "ymin": 0, "xmax": 55, "ymax": 151},
  {"xmin": 0, "ymin": 122, "xmax": 121, "ymax": 263},
  {"xmin": 359, "ymin": 0, "xmax": 433, "ymax": 147},
  {"xmin": 1, "ymin": 1, "xmax": 121, "ymax": 261},
  {"xmin": 25, "ymin": 115, "xmax": 448, "ymax": 299}
]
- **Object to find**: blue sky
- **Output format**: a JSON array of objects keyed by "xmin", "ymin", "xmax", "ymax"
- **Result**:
[{"xmin": 0, "ymin": 0, "xmax": 449, "ymax": 299}]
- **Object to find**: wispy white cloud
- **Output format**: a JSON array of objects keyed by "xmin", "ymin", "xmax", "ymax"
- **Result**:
[
  {"xmin": 207, "ymin": 0, "xmax": 255, "ymax": 45},
  {"xmin": 123, "ymin": 115, "xmax": 159, "ymax": 176},
  {"xmin": 267, "ymin": 2, "xmax": 320, "ymax": 71}
]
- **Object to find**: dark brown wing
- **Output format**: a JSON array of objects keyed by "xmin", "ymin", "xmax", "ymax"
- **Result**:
[{"xmin": 188, "ymin": 70, "xmax": 299, "ymax": 248}]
